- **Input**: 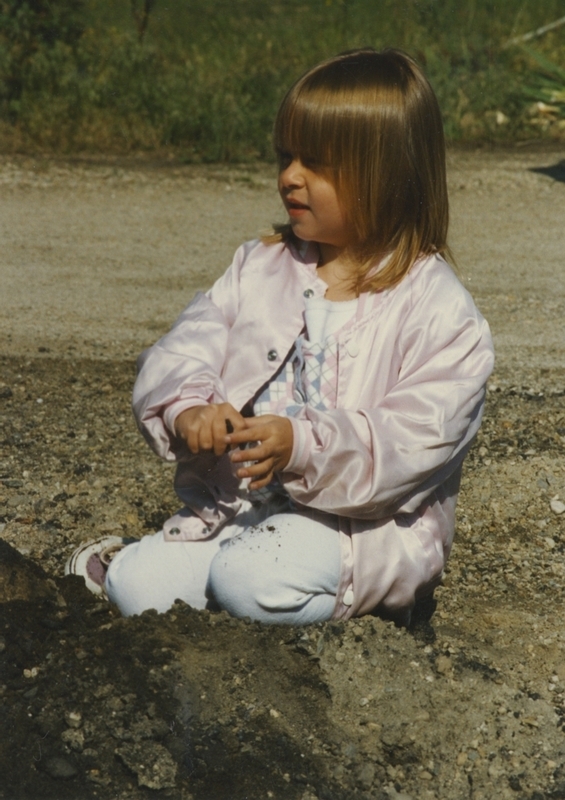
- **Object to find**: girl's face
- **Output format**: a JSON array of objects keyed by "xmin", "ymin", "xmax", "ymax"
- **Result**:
[{"xmin": 278, "ymin": 154, "xmax": 350, "ymax": 252}]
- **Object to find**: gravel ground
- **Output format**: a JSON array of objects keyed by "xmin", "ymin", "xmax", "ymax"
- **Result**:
[{"xmin": 1, "ymin": 149, "xmax": 565, "ymax": 800}]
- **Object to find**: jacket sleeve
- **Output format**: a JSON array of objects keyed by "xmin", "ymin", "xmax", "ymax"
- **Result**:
[
  {"xmin": 282, "ymin": 273, "xmax": 494, "ymax": 519},
  {"xmin": 131, "ymin": 242, "xmax": 254, "ymax": 460}
]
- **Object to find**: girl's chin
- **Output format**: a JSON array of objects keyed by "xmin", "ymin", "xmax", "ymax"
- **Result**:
[{"xmin": 288, "ymin": 219, "xmax": 313, "ymax": 237}]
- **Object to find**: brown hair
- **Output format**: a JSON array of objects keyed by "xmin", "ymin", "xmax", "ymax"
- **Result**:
[{"xmin": 267, "ymin": 48, "xmax": 452, "ymax": 293}]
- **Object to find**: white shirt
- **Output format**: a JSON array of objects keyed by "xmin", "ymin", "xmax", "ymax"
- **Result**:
[{"xmin": 304, "ymin": 295, "xmax": 358, "ymax": 346}]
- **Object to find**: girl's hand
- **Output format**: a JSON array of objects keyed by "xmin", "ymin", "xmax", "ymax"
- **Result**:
[
  {"xmin": 226, "ymin": 414, "xmax": 294, "ymax": 490},
  {"xmin": 174, "ymin": 403, "xmax": 246, "ymax": 456}
]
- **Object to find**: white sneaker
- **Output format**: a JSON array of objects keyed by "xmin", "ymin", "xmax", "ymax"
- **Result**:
[{"xmin": 65, "ymin": 536, "xmax": 137, "ymax": 596}]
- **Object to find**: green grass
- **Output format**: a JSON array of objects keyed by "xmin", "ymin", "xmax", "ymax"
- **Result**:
[
  {"xmin": 522, "ymin": 46, "xmax": 565, "ymax": 114},
  {"xmin": 0, "ymin": 0, "xmax": 564, "ymax": 157}
]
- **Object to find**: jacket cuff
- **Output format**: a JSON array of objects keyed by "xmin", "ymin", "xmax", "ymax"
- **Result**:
[{"xmin": 284, "ymin": 417, "xmax": 313, "ymax": 475}]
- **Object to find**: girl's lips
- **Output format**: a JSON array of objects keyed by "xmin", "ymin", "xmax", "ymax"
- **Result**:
[{"xmin": 287, "ymin": 200, "xmax": 310, "ymax": 218}]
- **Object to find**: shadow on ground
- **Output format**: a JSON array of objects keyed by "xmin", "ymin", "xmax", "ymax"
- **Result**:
[{"xmin": 529, "ymin": 159, "xmax": 565, "ymax": 182}]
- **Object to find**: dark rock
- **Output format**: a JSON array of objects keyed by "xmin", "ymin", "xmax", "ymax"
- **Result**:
[
  {"xmin": 115, "ymin": 741, "xmax": 177, "ymax": 790},
  {"xmin": 0, "ymin": 539, "xmax": 58, "ymax": 602}
]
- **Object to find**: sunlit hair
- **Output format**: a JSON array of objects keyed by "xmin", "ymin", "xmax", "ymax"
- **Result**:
[{"xmin": 265, "ymin": 48, "xmax": 452, "ymax": 293}]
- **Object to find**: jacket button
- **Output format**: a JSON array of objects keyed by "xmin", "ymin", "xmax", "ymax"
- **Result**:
[
  {"xmin": 346, "ymin": 339, "xmax": 360, "ymax": 358},
  {"xmin": 343, "ymin": 589, "xmax": 354, "ymax": 606},
  {"xmin": 267, "ymin": 349, "xmax": 278, "ymax": 361},
  {"xmin": 303, "ymin": 288, "xmax": 314, "ymax": 298}
]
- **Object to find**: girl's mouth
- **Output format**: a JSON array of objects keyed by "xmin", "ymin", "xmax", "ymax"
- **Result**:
[{"xmin": 287, "ymin": 200, "xmax": 309, "ymax": 217}]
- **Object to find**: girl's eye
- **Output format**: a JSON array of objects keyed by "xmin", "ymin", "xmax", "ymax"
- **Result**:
[
  {"xmin": 277, "ymin": 150, "xmax": 293, "ymax": 169},
  {"xmin": 301, "ymin": 157, "xmax": 320, "ymax": 169}
]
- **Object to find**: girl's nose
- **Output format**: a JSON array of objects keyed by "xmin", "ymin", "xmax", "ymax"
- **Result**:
[{"xmin": 279, "ymin": 159, "xmax": 305, "ymax": 188}]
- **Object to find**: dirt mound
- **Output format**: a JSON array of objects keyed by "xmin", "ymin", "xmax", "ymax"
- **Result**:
[{"xmin": 0, "ymin": 559, "xmax": 339, "ymax": 799}]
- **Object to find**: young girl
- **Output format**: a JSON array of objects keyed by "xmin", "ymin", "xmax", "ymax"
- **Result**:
[{"xmin": 67, "ymin": 48, "xmax": 494, "ymax": 625}]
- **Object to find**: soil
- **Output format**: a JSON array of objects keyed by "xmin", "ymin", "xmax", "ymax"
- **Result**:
[{"xmin": 1, "ymin": 148, "xmax": 565, "ymax": 800}]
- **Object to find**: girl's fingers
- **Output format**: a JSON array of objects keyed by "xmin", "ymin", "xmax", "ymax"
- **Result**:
[
  {"xmin": 186, "ymin": 427, "xmax": 201, "ymax": 454},
  {"xmin": 225, "ymin": 429, "xmax": 255, "ymax": 448},
  {"xmin": 247, "ymin": 459, "xmax": 275, "ymax": 489},
  {"xmin": 226, "ymin": 426, "xmax": 276, "ymax": 455},
  {"xmin": 226, "ymin": 413, "xmax": 247, "ymax": 433},
  {"xmin": 177, "ymin": 403, "xmax": 246, "ymax": 454},
  {"xmin": 223, "ymin": 414, "xmax": 247, "ymax": 453},
  {"xmin": 211, "ymin": 410, "xmax": 247, "ymax": 455},
  {"xmin": 198, "ymin": 426, "xmax": 214, "ymax": 452},
  {"xmin": 248, "ymin": 475, "xmax": 273, "ymax": 491},
  {"xmin": 211, "ymin": 416, "xmax": 230, "ymax": 455},
  {"xmin": 229, "ymin": 442, "xmax": 266, "ymax": 463},
  {"xmin": 238, "ymin": 459, "xmax": 274, "ymax": 488},
  {"xmin": 237, "ymin": 456, "xmax": 272, "ymax": 477}
]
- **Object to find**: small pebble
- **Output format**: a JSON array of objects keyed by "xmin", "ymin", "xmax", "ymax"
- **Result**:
[
  {"xmin": 544, "ymin": 537, "xmax": 556, "ymax": 549},
  {"xmin": 45, "ymin": 756, "xmax": 78, "ymax": 780},
  {"xmin": 61, "ymin": 728, "xmax": 84, "ymax": 752},
  {"xmin": 65, "ymin": 710, "xmax": 82, "ymax": 729},
  {"xmin": 435, "ymin": 655, "xmax": 452, "ymax": 675},
  {"xmin": 355, "ymin": 762, "xmax": 375, "ymax": 788},
  {"xmin": 23, "ymin": 667, "xmax": 38, "ymax": 679},
  {"xmin": 550, "ymin": 498, "xmax": 565, "ymax": 515}
]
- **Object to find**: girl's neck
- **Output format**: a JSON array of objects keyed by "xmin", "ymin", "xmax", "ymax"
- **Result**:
[{"xmin": 316, "ymin": 243, "xmax": 358, "ymax": 301}]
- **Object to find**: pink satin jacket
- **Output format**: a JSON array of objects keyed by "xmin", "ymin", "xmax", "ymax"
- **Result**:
[{"xmin": 132, "ymin": 239, "xmax": 494, "ymax": 620}]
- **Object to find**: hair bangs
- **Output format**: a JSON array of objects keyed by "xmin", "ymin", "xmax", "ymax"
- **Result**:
[{"xmin": 274, "ymin": 89, "xmax": 344, "ymax": 175}]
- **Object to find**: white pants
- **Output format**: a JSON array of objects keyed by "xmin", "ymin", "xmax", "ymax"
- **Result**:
[{"xmin": 105, "ymin": 500, "xmax": 341, "ymax": 624}]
